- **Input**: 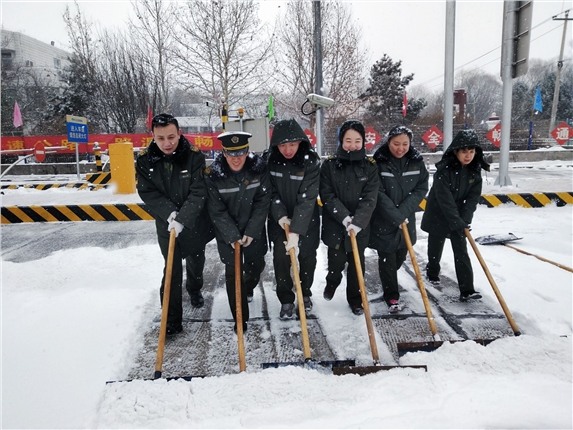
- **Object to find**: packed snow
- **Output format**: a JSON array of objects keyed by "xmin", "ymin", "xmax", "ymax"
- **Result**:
[{"xmin": 1, "ymin": 159, "xmax": 572, "ymax": 429}]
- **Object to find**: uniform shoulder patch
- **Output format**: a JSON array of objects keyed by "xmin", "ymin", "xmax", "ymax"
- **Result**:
[
  {"xmin": 204, "ymin": 166, "xmax": 211, "ymax": 175},
  {"xmin": 368, "ymin": 157, "xmax": 376, "ymax": 164},
  {"xmin": 327, "ymin": 155, "xmax": 336, "ymax": 160},
  {"xmin": 190, "ymin": 145, "xmax": 199, "ymax": 152},
  {"xmin": 139, "ymin": 148, "xmax": 147, "ymax": 156}
]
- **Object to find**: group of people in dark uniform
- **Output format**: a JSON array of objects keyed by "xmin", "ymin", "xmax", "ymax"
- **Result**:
[{"xmin": 136, "ymin": 113, "xmax": 490, "ymax": 335}]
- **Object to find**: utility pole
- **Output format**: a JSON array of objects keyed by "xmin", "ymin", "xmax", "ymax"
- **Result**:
[
  {"xmin": 443, "ymin": 0, "xmax": 456, "ymax": 152},
  {"xmin": 314, "ymin": 0, "xmax": 324, "ymax": 157},
  {"xmin": 549, "ymin": 9, "xmax": 571, "ymax": 136}
]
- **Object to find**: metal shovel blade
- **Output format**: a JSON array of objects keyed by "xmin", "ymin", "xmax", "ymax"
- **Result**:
[
  {"xmin": 262, "ymin": 359, "xmax": 355, "ymax": 370},
  {"xmin": 475, "ymin": 232, "xmax": 522, "ymax": 245},
  {"xmin": 396, "ymin": 338, "xmax": 499, "ymax": 357},
  {"xmin": 332, "ymin": 364, "xmax": 427, "ymax": 376}
]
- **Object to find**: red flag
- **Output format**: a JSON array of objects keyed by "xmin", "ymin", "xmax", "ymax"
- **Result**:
[
  {"xmin": 13, "ymin": 101, "xmax": 23, "ymax": 128},
  {"xmin": 402, "ymin": 91, "xmax": 408, "ymax": 118},
  {"xmin": 146, "ymin": 104, "xmax": 153, "ymax": 131}
]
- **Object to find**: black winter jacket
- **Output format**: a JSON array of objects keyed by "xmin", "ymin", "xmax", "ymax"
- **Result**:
[
  {"xmin": 369, "ymin": 144, "xmax": 429, "ymax": 253},
  {"xmin": 135, "ymin": 135, "xmax": 213, "ymax": 256},
  {"xmin": 205, "ymin": 152, "xmax": 271, "ymax": 265},
  {"xmin": 421, "ymin": 138, "xmax": 488, "ymax": 237},
  {"xmin": 266, "ymin": 141, "xmax": 321, "ymax": 258},
  {"xmin": 319, "ymin": 146, "xmax": 379, "ymax": 252}
]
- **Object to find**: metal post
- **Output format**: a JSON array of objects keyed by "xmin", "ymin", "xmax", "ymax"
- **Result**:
[
  {"xmin": 496, "ymin": 1, "xmax": 516, "ymax": 187},
  {"xmin": 314, "ymin": 0, "xmax": 324, "ymax": 157},
  {"xmin": 528, "ymin": 121, "xmax": 533, "ymax": 150},
  {"xmin": 549, "ymin": 10, "xmax": 570, "ymax": 135},
  {"xmin": 443, "ymin": 0, "xmax": 456, "ymax": 152}
]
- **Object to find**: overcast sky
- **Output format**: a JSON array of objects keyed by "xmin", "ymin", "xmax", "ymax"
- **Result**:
[{"xmin": 2, "ymin": 0, "xmax": 571, "ymax": 89}]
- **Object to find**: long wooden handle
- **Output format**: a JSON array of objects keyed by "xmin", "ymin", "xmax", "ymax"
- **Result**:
[
  {"xmin": 349, "ymin": 229, "xmax": 380, "ymax": 364},
  {"xmin": 465, "ymin": 228, "xmax": 521, "ymax": 336},
  {"xmin": 503, "ymin": 243, "xmax": 573, "ymax": 273},
  {"xmin": 154, "ymin": 228, "xmax": 177, "ymax": 379},
  {"xmin": 401, "ymin": 222, "xmax": 440, "ymax": 340},
  {"xmin": 285, "ymin": 225, "xmax": 312, "ymax": 360},
  {"xmin": 235, "ymin": 242, "xmax": 246, "ymax": 372}
]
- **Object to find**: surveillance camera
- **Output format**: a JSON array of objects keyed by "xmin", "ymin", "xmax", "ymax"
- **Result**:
[{"xmin": 306, "ymin": 93, "xmax": 335, "ymax": 108}]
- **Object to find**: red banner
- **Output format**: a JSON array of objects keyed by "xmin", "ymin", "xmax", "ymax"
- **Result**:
[{"xmin": 0, "ymin": 132, "xmax": 223, "ymax": 154}]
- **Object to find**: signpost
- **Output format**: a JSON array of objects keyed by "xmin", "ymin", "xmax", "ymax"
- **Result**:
[
  {"xmin": 364, "ymin": 126, "xmax": 380, "ymax": 152},
  {"xmin": 550, "ymin": 122, "xmax": 573, "ymax": 146},
  {"xmin": 421, "ymin": 126, "xmax": 444, "ymax": 150},
  {"xmin": 33, "ymin": 141, "xmax": 46, "ymax": 163},
  {"xmin": 304, "ymin": 128, "xmax": 317, "ymax": 147},
  {"xmin": 486, "ymin": 123, "xmax": 502, "ymax": 148},
  {"xmin": 66, "ymin": 115, "xmax": 88, "ymax": 180}
]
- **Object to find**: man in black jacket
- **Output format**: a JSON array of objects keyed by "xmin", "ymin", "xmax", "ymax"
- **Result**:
[
  {"xmin": 266, "ymin": 119, "xmax": 321, "ymax": 319},
  {"xmin": 135, "ymin": 114, "xmax": 214, "ymax": 336},
  {"xmin": 205, "ymin": 131, "xmax": 271, "ymax": 332}
]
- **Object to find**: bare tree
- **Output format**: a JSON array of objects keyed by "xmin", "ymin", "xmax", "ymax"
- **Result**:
[
  {"xmin": 172, "ymin": 0, "xmax": 274, "ymax": 111},
  {"xmin": 455, "ymin": 69, "xmax": 502, "ymax": 125},
  {"xmin": 273, "ymin": 1, "xmax": 368, "ymax": 123},
  {"xmin": 129, "ymin": 0, "xmax": 176, "ymax": 113}
]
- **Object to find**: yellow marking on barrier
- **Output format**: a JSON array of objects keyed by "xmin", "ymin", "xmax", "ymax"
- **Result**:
[
  {"xmin": 1, "ymin": 214, "xmax": 10, "ymax": 223},
  {"xmin": 103, "ymin": 204, "xmax": 130, "ymax": 221},
  {"xmin": 6, "ymin": 206, "xmax": 34, "ymax": 222},
  {"xmin": 556, "ymin": 192, "xmax": 573, "ymax": 204},
  {"xmin": 29, "ymin": 206, "xmax": 58, "ymax": 222},
  {"xmin": 481, "ymin": 195, "xmax": 504, "ymax": 207},
  {"xmin": 77, "ymin": 205, "xmax": 106, "ymax": 221},
  {"xmin": 532, "ymin": 193, "xmax": 552, "ymax": 206},
  {"xmin": 54, "ymin": 205, "xmax": 83, "ymax": 222},
  {"xmin": 507, "ymin": 194, "xmax": 532, "ymax": 208},
  {"xmin": 126, "ymin": 203, "xmax": 155, "ymax": 220}
]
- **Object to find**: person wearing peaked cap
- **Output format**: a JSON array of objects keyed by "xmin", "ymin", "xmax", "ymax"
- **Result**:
[
  {"xmin": 204, "ymin": 131, "xmax": 271, "ymax": 333},
  {"xmin": 421, "ymin": 129, "xmax": 491, "ymax": 302},
  {"xmin": 265, "ymin": 119, "xmax": 321, "ymax": 320},
  {"xmin": 369, "ymin": 125, "xmax": 429, "ymax": 314},
  {"xmin": 135, "ymin": 113, "xmax": 214, "ymax": 337},
  {"xmin": 319, "ymin": 119, "xmax": 379, "ymax": 316}
]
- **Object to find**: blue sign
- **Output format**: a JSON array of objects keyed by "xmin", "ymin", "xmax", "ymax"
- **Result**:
[{"xmin": 66, "ymin": 115, "xmax": 89, "ymax": 143}]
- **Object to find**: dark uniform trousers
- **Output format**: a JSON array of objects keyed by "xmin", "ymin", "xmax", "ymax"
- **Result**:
[
  {"xmin": 272, "ymin": 238, "xmax": 316, "ymax": 304},
  {"xmin": 224, "ymin": 257, "xmax": 265, "ymax": 323},
  {"xmin": 426, "ymin": 232, "xmax": 474, "ymax": 293},
  {"xmin": 325, "ymin": 246, "xmax": 364, "ymax": 307},
  {"xmin": 377, "ymin": 247, "xmax": 408, "ymax": 304},
  {"xmin": 159, "ymin": 240, "xmax": 207, "ymax": 326}
]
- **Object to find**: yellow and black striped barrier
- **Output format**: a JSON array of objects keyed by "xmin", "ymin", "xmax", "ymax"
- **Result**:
[
  {"xmin": 2, "ymin": 192, "xmax": 572, "ymax": 224},
  {"xmin": 1, "ymin": 183, "xmax": 107, "ymax": 191},
  {"xmin": 1, "ymin": 203, "xmax": 153, "ymax": 223},
  {"xmin": 86, "ymin": 172, "xmax": 111, "ymax": 185}
]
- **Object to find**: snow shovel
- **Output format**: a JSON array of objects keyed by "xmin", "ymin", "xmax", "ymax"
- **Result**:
[
  {"xmin": 476, "ymin": 233, "xmax": 573, "ymax": 273},
  {"xmin": 235, "ymin": 241, "xmax": 247, "ymax": 372},
  {"xmin": 106, "ymin": 229, "xmax": 205, "ymax": 383},
  {"xmin": 466, "ymin": 228, "xmax": 522, "ymax": 336},
  {"xmin": 262, "ymin": 226, "xmax": 355, "ymax": 370},
  {"xmin": 154, "ymin": 228, "xmax": 177, "ymax": 379},
  {"xmin": 334, "ymin": 229, "xmax": 427, "ymax": 375}
]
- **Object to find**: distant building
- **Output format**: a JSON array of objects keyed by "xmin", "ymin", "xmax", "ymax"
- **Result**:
[
  {"xmin": 1, "ymin": 29, "xmax": 71, "ymax": 86},
  {"xmin": 484, "ymin": 112, "xmax": 501, "ymax": 130}
]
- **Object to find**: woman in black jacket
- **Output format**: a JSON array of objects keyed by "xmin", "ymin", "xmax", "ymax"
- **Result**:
[
  {"xmin": 319, "ymin": 120, "xmax": 379, "ymax": 315},
  {"xmin": 369, "ymin": 125, "xmax": 428, "ymax": 312},
  {"xmin": 421, "ymin": 129, "xmax": 490, "ymax": 301}
]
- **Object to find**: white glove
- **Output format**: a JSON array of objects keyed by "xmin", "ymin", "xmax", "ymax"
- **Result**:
[
  {"xmin": 278, "ymin": 216, "xmax": 291, "ymax": 230},
  {"xmin": 240, "ymin": 235, "xmax": 253, "ymax": 247},
  {"xmin": 347, "ymin": 224, "xmax": 362, "ymax": 236},
  {"xmin": 342, "ymin": 215, "xmax": 352, "ymax": 227},
  {"xmin": 398, "ymin": 218, "xmax": 409, "ymax": 229},
  {"xmin": 283, "ymin": 232, "xmax": 299, "ymax": 254},
  {"xmin": 168, "ymin": 219, "xmax": 184, "ymax": 237},
  {"xmin": 167, "ymin": 211, "xmax": 177, "ymax": 224}
]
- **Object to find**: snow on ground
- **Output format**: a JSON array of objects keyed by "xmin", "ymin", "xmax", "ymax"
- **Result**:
[{"xmin": 1, "ymin": 161, "xmax": 572, "ymax": 429}]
